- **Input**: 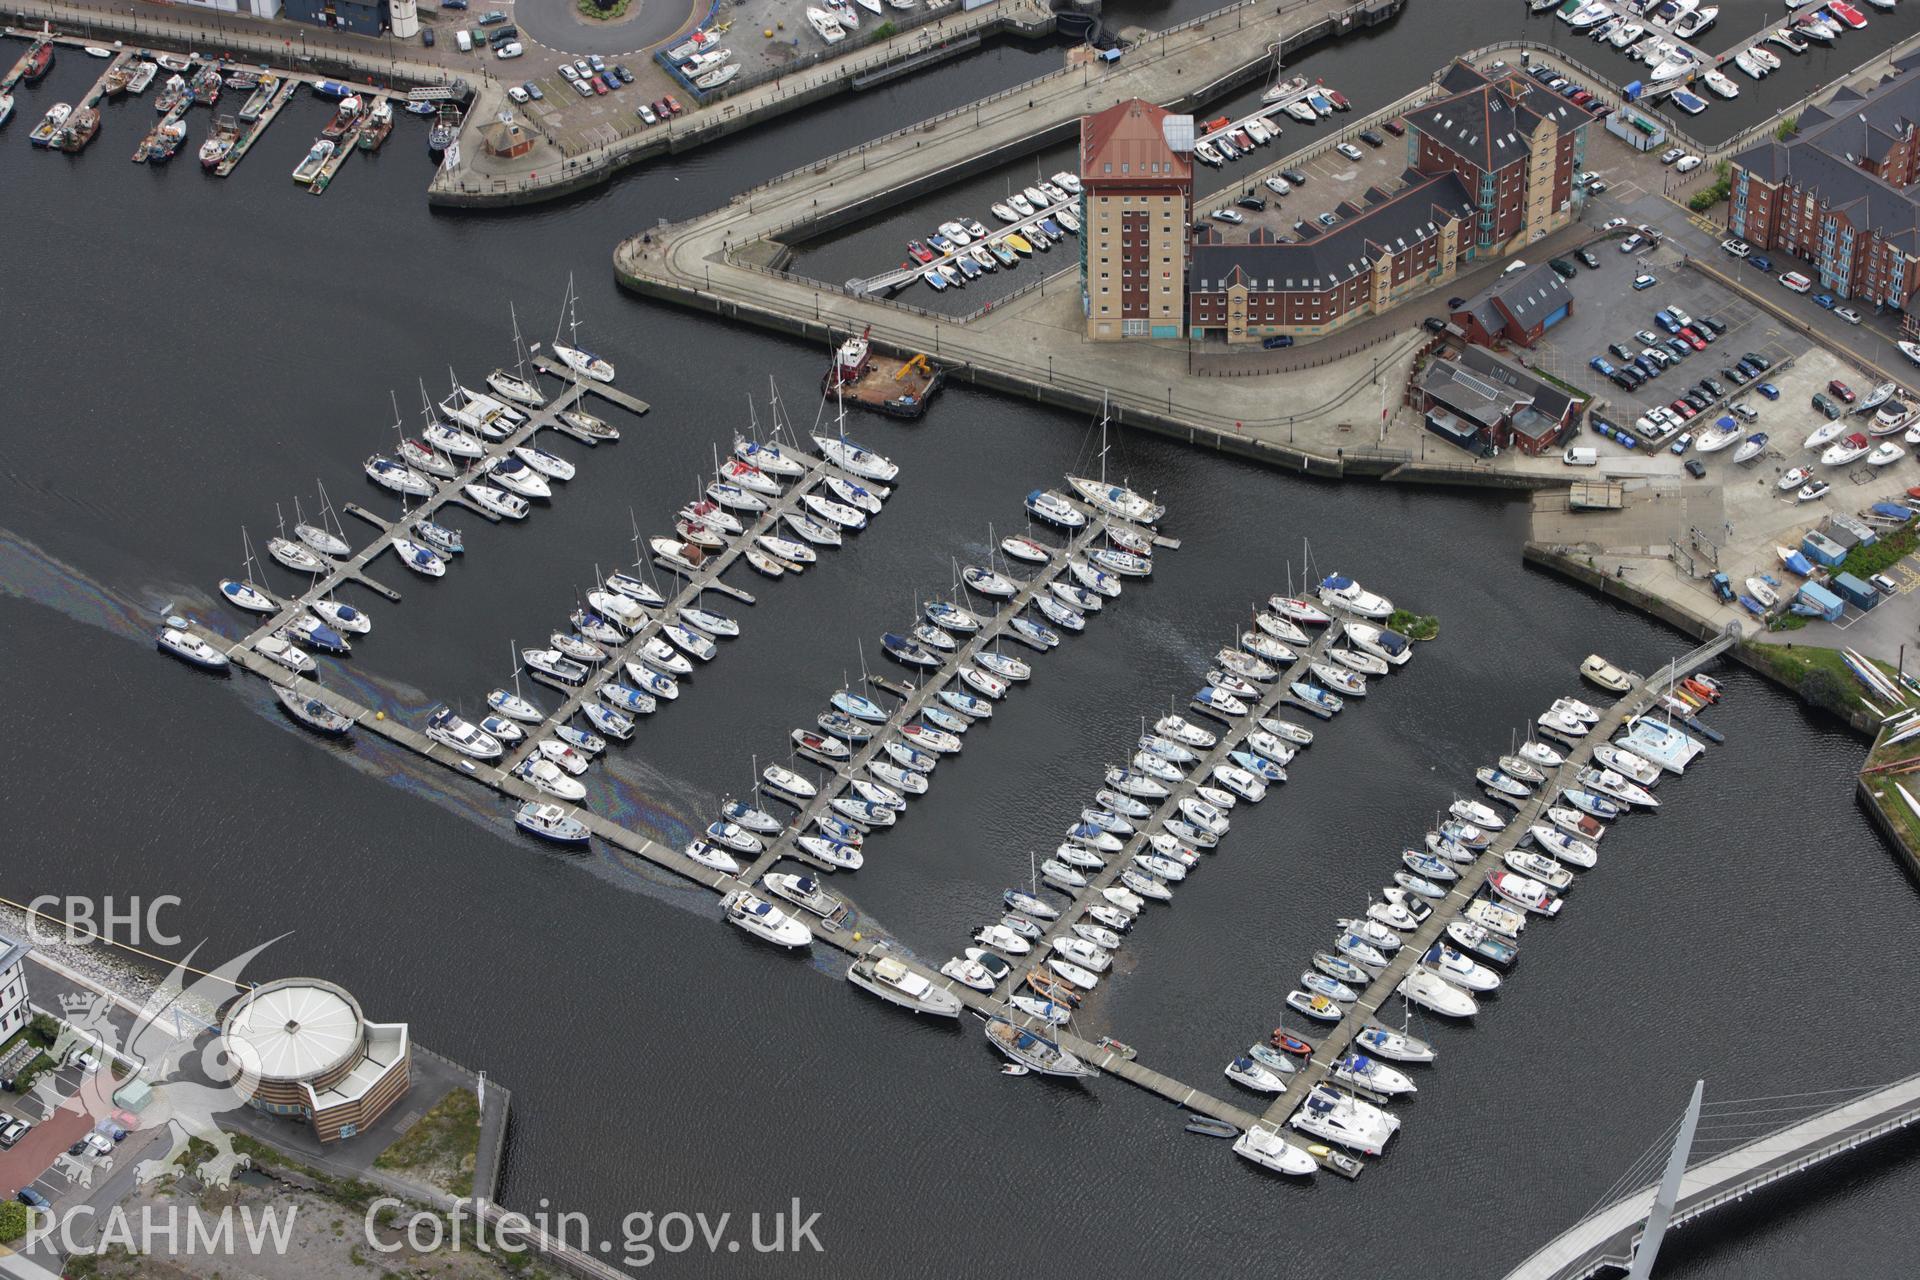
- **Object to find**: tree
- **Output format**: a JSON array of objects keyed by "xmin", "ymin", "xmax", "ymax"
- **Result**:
[
  {"xmin": 1798, "ymin": 667, "xmax": 1844, "ymax": 712},
  {"xmin": 0, "ymin": 1201, "xmax": 31, "ymax": 1244}
]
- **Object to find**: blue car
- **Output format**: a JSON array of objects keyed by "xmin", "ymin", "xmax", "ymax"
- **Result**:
[
  {"xmin": 1813, "ymin": 294, "xmax": 1835, "ymax": 309},
  {"xmin": 523, "ymin": 81, "xmax": 543, "ymax": 101},
  {"xmin": 17, "ymin": 1188, "xmax": 49, "ymax": 1210},
  {"xmin": 1749, "ymin": 255, "xmax": 1772, "ymax": 272},
  {"xmin": 1757, "ymin": 382, "xmax": 1780, "ymax": 400},
  {"xmin": 1634, "ymin": 356, "xmax": 1660, "ymax": 378},
  {"xmin": 1590, "ymin": 356, "xmax": 1615, "ymax": 375}
]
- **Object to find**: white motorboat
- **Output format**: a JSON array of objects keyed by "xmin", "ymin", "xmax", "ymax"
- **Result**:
[
  {"xmin": 1225, "ymin": 1056, "xmax": 1289, "ymax": 1094},
  {"xmin": 1233, "ymin": 1125, "xmax": 1317, "ymax": 1176},
  {"xmin": 426, "ymin": 707, "xmax": 503, "ymax": 760},
  {"xmin": 1317, "ymin": 573, "xmax": 1392, "ymax": 618},
  {"xmin": 1489, "ymin": 871, "xmax": 1563, "ymax": 916},
  {"xmin": 157, "ymin": 623, "xmax": 229, "ymax": 671},
  {"xmin": 1822, "ymin": 433, "xmax": 1871, "ymax": 466},
  {"xmin": 1703, "ymin": 69, "xmax": 1738, "ymax": 98},
  {"xmin": 721, "ymin": 889, "xmax": 812, "ymax": 948},
  {"xmin": 1344, "ymin": 620, "xmax": 1411, "ymax": 665},
  {"xmin": 1354, "ymin": 1026, "xmax": 1436, "ymax": 1064},
  {"xmin": 464, "ymin": 483, "xmax": 529, "ymax": 519},
  {"xmin": 1397, "ymin": 968, "xmax": 1478, "ymax": 1017},
  {"xmin": 1332, "ymin": 1053, "xmax": 1418, "ymax": 1097}
]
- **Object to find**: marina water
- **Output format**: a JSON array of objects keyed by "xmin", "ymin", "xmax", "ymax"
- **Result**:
[{"xmin": 3, "ymin": 4, "xmax": 1919, "ymax": 1273}]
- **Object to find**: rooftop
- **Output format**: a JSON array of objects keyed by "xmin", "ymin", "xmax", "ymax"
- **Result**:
[
  {"xmin": 0, "ymin": 929, "xmax": 28, "ymax": 976},
  {"xmin": 224, "ymin": 978, "xmax": 365, "ymax": 1083},
  {"xmin": 1191, "ymin": 171, "xmax": 1475, "ymax": 294},
  {"xmin": 1080, "ymin": 98, "xmax": 1193, "ymax": 185},
  {"xmin": 1456, "ymin": 262, "xmax": 1573, "ymax": 333},
  {"xmin": 1403, "ymin": 60, "xmax": 1597, "ymax": 173}
]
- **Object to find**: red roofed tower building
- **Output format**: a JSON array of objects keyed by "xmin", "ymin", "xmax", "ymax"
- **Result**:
[{"xmin": 1079, "ymin": 98, "xmax": 1194, "ymax": 340}]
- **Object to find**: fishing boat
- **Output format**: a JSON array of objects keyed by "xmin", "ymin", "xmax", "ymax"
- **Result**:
[
  {"xmin": 291, "ymin": 138, "xmax": 335, "ymax": 184},
  {"xmin": 28, "ymin": 102, "xmax": 71, "ymax": 148}
]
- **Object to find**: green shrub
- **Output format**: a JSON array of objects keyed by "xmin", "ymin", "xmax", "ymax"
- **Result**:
[
  {"xmin": 577, "ymin": 0, "xmax": 631, "ymax": 16},
  {"xmin": 0, "ymin": 1201, "xmax": 30, "ymax": 1243}
]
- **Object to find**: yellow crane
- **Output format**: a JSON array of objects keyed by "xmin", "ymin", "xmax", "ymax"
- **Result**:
[{"xmin": 896, "ymin": 353, "xmax": 931, "ymax": 381}]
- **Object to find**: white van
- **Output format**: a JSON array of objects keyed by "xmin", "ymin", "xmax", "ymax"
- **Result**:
[
  {"xmin": 1502, "ymin": 259, "xmax": 1528, "ymax": 276},
  {"xmin": 456, "ymin": 29, "xmax": 472, "ymax": 52},
  {"xmin": 1562, "ymin": 446, "xmax": 1598, "ymax": 467}
]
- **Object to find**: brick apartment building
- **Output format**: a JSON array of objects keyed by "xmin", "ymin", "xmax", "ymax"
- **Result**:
[
  {"xmin": 1727, "ymin": 51, "xmax": 1920, "ymax": 324},
  {"xmin": 1187, "ymin": 60, "xmax": 1594, "ymax": 344},
  {"xmin": 1078, "ymin": 99, "xmax": 1195, "ymax": 341}
]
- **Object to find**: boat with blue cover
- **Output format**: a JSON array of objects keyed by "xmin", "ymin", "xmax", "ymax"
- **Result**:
[
  {"xmin": 833, "ymin": 689, "xmax": 890, "ymax": 722},
  {"xmin": 583, "ymin": 702, "xmax": 633, "ymax": 740},
  {"xmin": 882, "ymin": 632, "xmax": 940, "ymax": 667}
]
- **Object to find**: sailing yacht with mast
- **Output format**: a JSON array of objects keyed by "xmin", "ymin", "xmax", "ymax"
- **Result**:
[
  {"xmin": 219, "ymin": 529, "xmax": 278, "ymax": 614},
  {"xmin": 1066, "ymin": 402, "xmax": 1164, "ymax": 523},
  {"xmin": 293, "ymin": 485, "xmax": 352, "ymax": 559},
  {"xmin": 552, "ymin": 277, "xmax": 616, "ymax": 382},
  {"xmin": 488, "ymin": 303, "xmax": 548, "ymax": 407}
]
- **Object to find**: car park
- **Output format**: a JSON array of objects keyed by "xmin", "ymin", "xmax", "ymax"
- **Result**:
[
  {"xmin": 1686, "ymin": 458, "xmax": 1706, "ymax": 478},
  {"xmin": 1757, "ymin": 382, "xmax": 1780, "ymax": 400},
  {"xmin": 1812, "ymin": 392, "xmax": 1841, "ymax": 418},
  {"xmin": 1675, "ymin": 155, "xmax": 1702, "ymax": 173},
  {"xmin": 1780, "ymin": 271, "xmax": 1812, "ymax": 293},
  {"xmin": 1835, "ymin": 307, "xmax": 1863, "ymax": 325},
  {"xmin": 1336, "ymin": 142, "xmax": 1364, "ymax": 160},
  {"xmin": 1829, "ymin": 379, "xmax": 1857, "ymax": 403},
  {"xmin": 1721, "ymin": 238, "xmax": 1750, "ymax": 257},
  {"xmin": 1872, "ymin": 573, "xmax": 1900, "ymax": 595},
  {"xmin": 1632, "ymin": 273, "xmax": 1657, "ymax": 290},
  {"xmin": 1578, "ymin": 248, "xmax": 1599, "ymax": 269}
]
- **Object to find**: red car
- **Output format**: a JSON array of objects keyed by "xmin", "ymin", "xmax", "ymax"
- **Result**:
[
  {"xmin": 1829, "ymin": 378, "xmax": 1857, "ymax": 403},
  {"xmin": 591, "ymin": 76, "xmax": 608, "ymax": 95},
  {"xmin": 1669, "ymin": 399, "xmax": 1698, "ymax": 419},
  {"xmin": 663, "ymin": 94, "xmax": 683, "ymax": 116},
  {"xmin": 1680, "ymin": 330, "xmax": 1707, "ymax": 351}
]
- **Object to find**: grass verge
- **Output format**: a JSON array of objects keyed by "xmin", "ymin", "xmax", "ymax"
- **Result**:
[{"xmin": 373, "ymin": 1087, "xmax": 480, "ymax": 1199}]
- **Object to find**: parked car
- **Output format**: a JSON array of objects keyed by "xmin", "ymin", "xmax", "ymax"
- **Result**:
[
  {"xmin": 1282, "ymin": 169, "xmax": 1307, "ymax": 185},
  {"xmin": 1382, "ymin": 118, "xmax": 1405, "ymax": 136},
  {"xmin": 1681, "ymin": 330, "xmax": 1707, "ymax": 351},
  {"xmin": 1210, "ymin": 208, "xmax": 1244, "ymax": 225},
  {"xmin": 1723, "ymin": 365, "xmax": 1749, "ymax": 386},
  {"xmin": 1670, "ymin": 431, "xmax": 1693, "ymax": 455},
  {"xmin": 1757, "ymin": 382, "xmax": 1780, "ymax": 400},
  {"xmin": 1317, "ymin": 212, "xmax": 1338, "ymax": 227},
  {"xmin": 1586, "ymin": 181, "xmax": 1608, "ymax": 195},
  {"xmin": 1578, "ymin": 248, "xmax": 1599, "ymax": 269},
  {"xmin": 1263, "ymin": 334, "xmax": 1296, "ymax": 348},
  {"xmin": 506, "ymin": 84, "xmax": 528, "ymax": 103},
  {"xmin": 1721, "ymin": 238, "xmax": 1750, "ymax": 258},
  {"xmin": 1665, "ymin": 338, "xmax": 1692, "ymax": 360},
  {"xmin": 615, "ymin": 65, "xmax": 635, "ymax": 84},
  {"xmin": 1602, "ymin": 216, "xmax": 1628, "ymax": 231},
  {"xmin": 1699, "ymin": 376, "xmax": 1725, "ymax": 398},
  {"xmin": 1700, "ymin": 314, "xmax": 1728, "ymax": 334},
  {"xmin": 1422, "ymin": 316, "xmax": 1448, "ymax": 333},
  {"xmin": 1811, "ymin": 392, "xmax": 1841, "ymax": 418},
  {"xmin": 1675, "ymin": 155, "xmax": 1702, "ymax": 173},
  {"xmin": 1780, "ymin": 271, "xmax": 1813, "ymax": 293},
  {"xmin": 442, "ymin": 0, "xmax": 467, "ymax": 7},
  {"xmin": 636, "ymin": 103, "xmax": 658, "ymax": 124},
  {"xmin": 1829, "ymin": 378, "xmax": 1857, "ymax": 403},
  {"xmin": 495, "ymin": 41, "xmax": 523, "ymax": 59},
  {"xmin": 478, "ymin": 8, "xmax": 507, "ymax": 22},
  {"xmin": 1835, "ymin": 307, "xmax": 1863, "ymax": 325},
  {"xmin": 1236, "ymin": 194, "xmax": 1266, "ymax": 212},
  {"xmin": 1634, "ymin": 356, "xmax": 1660, "ymax": 379},
  {"xmin": 1686, "ymin": 458, "xmax": 1707, "ymax": 478},
  {"xmin": 574, "ymin": 59, "xmax": 593, "ymax": 78},
  {"xmin": 1645, "ymin": 346, "xmax": 1672, "ymax": 369},
  {"xmin": 1683, "ymin": 390, "xmax": 1710, "ymax": 411},
  {"xmin": 560, "ymin": 65, "xmax": 579, "ymax": 81},
  {"xmin": 1632, "ymin": 273, "xmax": 1658, "ymax": 291},
  {"xmin": 573, "ymin": 79, "xmax": 593, "ymax": 98},
  {"xmin": 1669, "ymin": 399, "xmax": 1698, "ymax": 420},
  {"xmin": 421, "ymin": 28, "xmax": 434, "ymax": 46},
  {"xmin": 1731, "ymin": 401, "xmax": 1759, "ymax": 422},
  {"xmin": 1871, "ymin": 573, "xmax": 1900, "ymax": 596},
  {"xmin": 525, "ymin": 82, "xmax": 543, "ymax": 100},
  {"xmin": 1635, "ymin": 328, "xmax": 1661, "ymax": 346},
  {"xmin": 589, "ymin": 54, "xmax": 606, "ymax": 72},
  {"xmin": 1608, "ymin": 341, "xmax": 1635, "ymax": 362},
  {"xmin": 1660, "ymin": 147, "xmax": 1686, "ymax": 165},
  {"xmin": 1358, "ymin": 130, "xmax": 1384, "ymax": 147},
  {"xmin": 1551, "ymin": 257, "xmax": 1579, "ymax": 280},
  {"xmin": 17, "ymin": 1188, "xmax": 49, "ymax": 1210},
  {"xmin": 1336, "ymin": 142, "xmax": 1364, "ymax": 161},
  {"xmin": 1711, "ymin": 571, "xmax": 1735, "ymax": 600},
  {"xmin": 1620, "ymin": 234, "xmax": 1644, "ymax": 254},
  {"xmin": 1743, "ymin": 351, "xmax": 1773, "ymax": 371},
  {"xmin": 1814, "ymin": 293, "xmax": 1835, "ymax": 310},
  {"xmin": 0, "ymin": 1117, "xmax": 29, "ymax": 1149},
  {"xmin": 1589, "ymin": 356, "xmax": 1616, "ymax": 375}
]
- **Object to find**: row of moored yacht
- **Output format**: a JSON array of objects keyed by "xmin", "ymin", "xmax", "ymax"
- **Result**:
[{"xmin": 908, "ymin": 172, "xmax": 1083, "ymax": 292}]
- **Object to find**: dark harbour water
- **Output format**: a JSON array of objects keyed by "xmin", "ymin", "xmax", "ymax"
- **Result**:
[{"xmin": 3, "ymin": 7, "xmax": 1919, "ymax": 1276}]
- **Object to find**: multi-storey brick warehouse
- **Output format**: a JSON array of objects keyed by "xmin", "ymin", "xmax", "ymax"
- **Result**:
[
  {"xmin": 1078, "ymin": 99, "xmax": 1194, "ymax": 341},
  {"xmin": 1187, "ymin": 60, "xmax": 1596, "ymax": 344},
  {"xmin": 1727, "ymin": 50, "xmax": 1920, "ymax": 323}
]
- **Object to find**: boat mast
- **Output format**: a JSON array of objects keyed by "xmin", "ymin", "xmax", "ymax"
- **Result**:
[{"xmin": 510, "ymin": 301, "xmax": 531, "ymax": 385}]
